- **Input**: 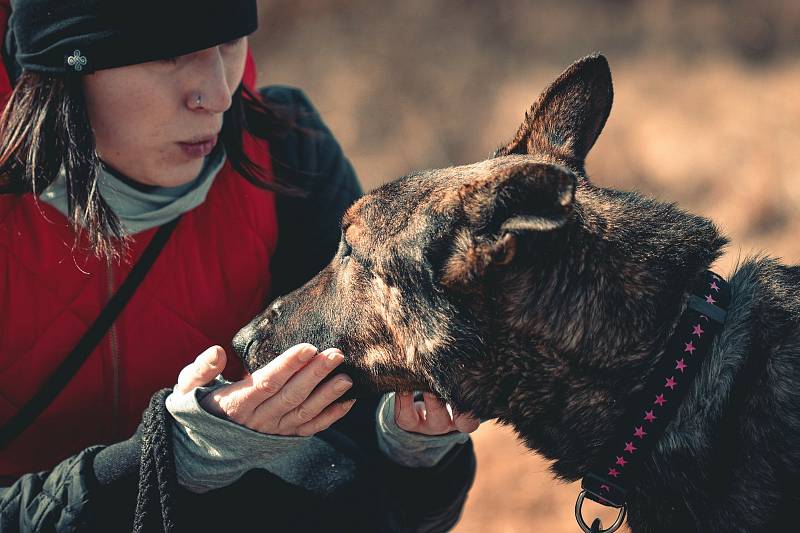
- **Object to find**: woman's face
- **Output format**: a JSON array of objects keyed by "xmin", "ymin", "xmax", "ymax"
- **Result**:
[{"xmin": 82, "ymin": 37, "xmax": 248, "ymax": 187}]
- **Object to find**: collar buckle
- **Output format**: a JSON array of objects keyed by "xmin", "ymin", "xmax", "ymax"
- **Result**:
[{"xmin": 575, "ymin": 490, "xmax": 627, "ymax": 533}]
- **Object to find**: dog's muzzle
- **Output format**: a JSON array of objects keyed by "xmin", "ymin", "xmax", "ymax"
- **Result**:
[{"xmin": 232, "ymin": 300, "xmax": 284, "ymax": 368}]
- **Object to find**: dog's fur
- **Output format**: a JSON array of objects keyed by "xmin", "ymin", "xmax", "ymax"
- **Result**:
[{"xmin": 234, "ymin": 55, "xmax": 800, "ymax": 532}]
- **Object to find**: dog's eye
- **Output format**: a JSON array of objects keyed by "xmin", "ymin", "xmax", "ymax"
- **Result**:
[{"xmin": 340, "ymin": 240, "xmax": 352, "ymax": 264}]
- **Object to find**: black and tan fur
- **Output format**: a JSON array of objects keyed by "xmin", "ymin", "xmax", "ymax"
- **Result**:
[{"xmin": 233, "ymin": 55, "xmax": 800, "ymax": 532}]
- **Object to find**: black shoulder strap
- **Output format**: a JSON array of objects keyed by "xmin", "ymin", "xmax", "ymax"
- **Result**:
[{"xmin": 0, "ymin": 216, "xmax": 181, "ymax": 450}]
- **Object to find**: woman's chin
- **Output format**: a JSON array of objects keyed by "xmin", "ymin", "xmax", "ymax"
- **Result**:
[{"xmin": 144, "ymin": 161, "xmax": 204, "ymax": 188}]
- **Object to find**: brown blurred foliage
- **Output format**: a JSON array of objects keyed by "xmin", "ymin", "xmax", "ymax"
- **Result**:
[{"xmin": 250, "ymin": 1, "xmax": 800, "ymax": 531}]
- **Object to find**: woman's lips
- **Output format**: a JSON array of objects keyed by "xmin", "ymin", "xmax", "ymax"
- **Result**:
[{"xmin": 177, "ymin": 135, "xmax": 218, "ymax": 159}]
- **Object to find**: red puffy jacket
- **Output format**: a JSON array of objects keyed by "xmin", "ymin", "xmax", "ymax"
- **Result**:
[{"xmin": 0, "ymin": 4, "xmax": 277, "ymax": 480}]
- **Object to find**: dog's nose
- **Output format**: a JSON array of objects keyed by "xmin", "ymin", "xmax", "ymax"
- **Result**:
[
  {"xmin": 232, "ymin": 301, "xmax": 282, "ymax": 360},
  {"xmin": 232, "ymin": 323, "xmax": 256, "ymax": 359}
]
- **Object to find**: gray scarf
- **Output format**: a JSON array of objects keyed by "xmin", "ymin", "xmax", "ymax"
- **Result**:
[{"xmin": 40, "ymin": 144, "xmax": 226, "ymax": 235}]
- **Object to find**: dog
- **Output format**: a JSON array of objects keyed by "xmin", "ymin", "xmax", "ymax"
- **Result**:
[{"xmin": 233, "ymin": 54, "xmax": 800, "ymax": 532}]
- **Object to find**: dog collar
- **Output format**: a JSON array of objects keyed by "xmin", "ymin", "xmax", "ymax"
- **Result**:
[{"xmin": 576, "ymin": 270, "xmax": 731, "ymax": 532}]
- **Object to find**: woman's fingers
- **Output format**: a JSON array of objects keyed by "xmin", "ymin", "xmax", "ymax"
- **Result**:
[
  {"xmin": 213, "ymin": 343, "xmax": 318, "ymax": 418},
  {"xmin": 175, "ymin": 346, "xmax": 226, "ymax": 394},
  {"xmin": 276, "ymin": 372, "xmax": 353, "ymax": 431},
  {"xmin": 394, "ymin": 391, "xmax": 421, "ymax": 431},
  {"xmin": 253, "ymin": 348, "xmax": 346, "ymax": 422},
  {"xmin": 248, "ymin": 343, "xmax": 320, "ymax": 401},
  {"xmin": 421, "ymin": 392, "xmax": 454, "ymax": 434},
  {"xmin": 295, "ymin": 398, "xmax": 357, "ymax": 437},
  {"xmin": 394, "ymin": 391, "xmax": 482, "ymax": 436},
  {"xmin": 192, "ymin": 343, "xmax": 360, "ymax": 437}
]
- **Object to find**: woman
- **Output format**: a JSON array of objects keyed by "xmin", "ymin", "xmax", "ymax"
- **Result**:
[{"xmin": 0, "ymin": 0, "xmax": 478, "ymax": 531}]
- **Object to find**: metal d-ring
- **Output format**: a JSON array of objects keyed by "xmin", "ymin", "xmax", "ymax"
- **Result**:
[{"xmin": 575, "ymin": 490, "xmax": 627, "ymax": 533}]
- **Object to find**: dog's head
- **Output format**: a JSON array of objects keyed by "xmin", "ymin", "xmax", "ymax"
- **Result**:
[{"xmin": 233, "ymin": 54, "xmax": 613, "ymax": 419}]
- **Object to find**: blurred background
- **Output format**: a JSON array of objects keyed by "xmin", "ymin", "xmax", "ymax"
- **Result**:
[{"xmin": 250, "ymin": 1, "xmax": 800, "ymax": 531}]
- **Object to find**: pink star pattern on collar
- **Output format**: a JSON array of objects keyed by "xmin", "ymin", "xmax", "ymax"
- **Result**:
[{"xmin": 588, "ymin": 272, "xmax": 728, "ymax": 504}]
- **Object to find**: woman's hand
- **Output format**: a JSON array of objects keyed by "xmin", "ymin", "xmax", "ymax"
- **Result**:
[
  {"xmin": 394, "ymin": 391, "xmax": 480, "ymax": 436},
  {"xmin": 174, "ymin": 343, "xmax": 356, "ymax": 437}
]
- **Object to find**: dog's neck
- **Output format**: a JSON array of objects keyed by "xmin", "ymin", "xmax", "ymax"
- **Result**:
[{"xmin": 468, "ymin": 182, "xmax": 728, "ymax": 480}]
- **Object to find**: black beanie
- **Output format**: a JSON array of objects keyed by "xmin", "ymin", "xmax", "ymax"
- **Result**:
[{"xmin": 8, "ymin": 0, "xmax": 258, "ymax": 75}]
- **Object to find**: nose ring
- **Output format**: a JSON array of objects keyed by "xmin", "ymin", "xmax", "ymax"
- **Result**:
[{"xmin": 194, "ymin": 93, "xmax": 203, "ymax": 107}]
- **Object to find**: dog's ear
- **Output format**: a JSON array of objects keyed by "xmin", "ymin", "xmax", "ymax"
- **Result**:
[
  {"xmin": 440, "ymin": 162, "xmax": 576, "ymax": 289},
  {"xmin": 495, "ymin": 53, "xmax": 613, "ymax": 174}
]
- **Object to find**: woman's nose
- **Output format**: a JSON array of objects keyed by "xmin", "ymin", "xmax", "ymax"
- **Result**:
[{"xmin": 186, "ymin": 47, "xmax": 234, "ymax": 113}]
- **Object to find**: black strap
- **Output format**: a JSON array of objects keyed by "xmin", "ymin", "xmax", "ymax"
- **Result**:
[{"xmin": 0, "ymin": 216, "xmax": 181, "ymax": 449}]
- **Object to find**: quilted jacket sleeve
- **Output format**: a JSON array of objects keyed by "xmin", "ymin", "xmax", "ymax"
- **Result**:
[
  {"xmin": 0, "ymin": 447, "xmax": 100, "ymax": 532},
  {"xmin": 0, "ymin": 443, "xmax": 144, "ymax": 533}
]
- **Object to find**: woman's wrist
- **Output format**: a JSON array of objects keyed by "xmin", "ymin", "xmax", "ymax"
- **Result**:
[
  {"xmin": 166, "ymin": 382, "xmax": 307, "ymax": 493},
  {"xmin": 91, "ymin": 427, "xmax": 142, "ymax": 488}
]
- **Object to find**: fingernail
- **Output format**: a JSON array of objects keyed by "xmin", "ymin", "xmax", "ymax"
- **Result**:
[
  {"xmin": 299, "ymin": 345, "xmax": 317, "ymax": 362},
  {"xmin": 343, "ymin": 399, "xmax": 357, "ymax": 411},
  {"xmin": 334, "ymin": 378, "xmax": 352, "ymax": 393},
  {"xmin": 206, "ymin": 348, "xmax": 219, "ymax": 367},
  {"xmin": 326, "ymin": 351, "xmax": 344, "ymax": 367}
]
